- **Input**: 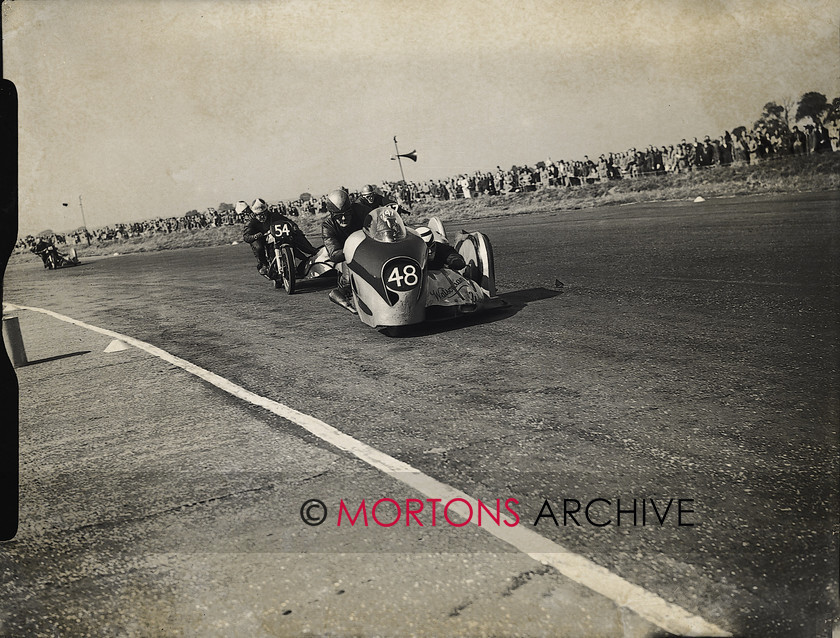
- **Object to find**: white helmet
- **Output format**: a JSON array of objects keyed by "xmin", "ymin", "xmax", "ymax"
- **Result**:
[
  {"xmin": 251, "ymin": 198, "xmax": 268, "ymax": 214},
  {"xmin": 234, "ymin": 201, "xmax": 250, "ymax": 215},
  {"xmin": 416, "ymin": 226, "xmax": 434, "ymax": 245}
]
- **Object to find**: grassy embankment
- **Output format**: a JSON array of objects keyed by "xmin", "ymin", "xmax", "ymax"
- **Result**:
[{"xmin": 16, "ymin": 153, "xmax": 840, "ymax": 261}]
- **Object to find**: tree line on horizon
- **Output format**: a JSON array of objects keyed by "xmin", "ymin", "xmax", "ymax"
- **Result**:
[{"xmin": 744, "ymin": 91, "xmax": 839, "ymax": 141}]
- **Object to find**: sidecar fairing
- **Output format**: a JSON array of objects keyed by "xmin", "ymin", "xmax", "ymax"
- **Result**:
[
  {"xmin": 345, "ymin": 205, "xmax": 428, "ymax": 329},
  {"xmin": 345, "ymin": 208, "xmax": 505, "ymax": 331},
  {"xmin": 422, "ymin": 225, "xmax": 506, "ymax": 322}
]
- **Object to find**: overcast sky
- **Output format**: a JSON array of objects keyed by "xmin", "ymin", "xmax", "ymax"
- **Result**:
[{"xmin": 3, "ymin": 0, "xmax": 839, "ymax": 235}]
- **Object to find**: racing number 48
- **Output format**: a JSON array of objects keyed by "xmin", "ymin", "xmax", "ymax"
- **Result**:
[
  {"xmin": 384, "ymin": 258, "xmax": 421, "ymax": 292},
  {"xmin": 387, "ymin": 264, "xmax": 418, "ymax": 288}
]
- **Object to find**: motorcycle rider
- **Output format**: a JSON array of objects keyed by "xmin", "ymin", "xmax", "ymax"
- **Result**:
[
  {"xmin": 321, "ymin": 188, "xmax": 368, "ymax": 311},
  {"xmin": 264, "ymin": 198, "xmax": 317, "ymax": 263},
  {"xmin": 415, "ymin": 226, "xmax": 466, "ymax": 271},
  {"xmin": 356, "ymin": 184, "xmax": 389, "ymax": 211},
  {"xmin": 234, "ymin": 200, "xmax": 252, "ymax": 223},
  {"xmin": 242, "ymin": 200, "xmax": 271, "ymax": 275},
  {"xmin": 357, "ymin": 184, "xmax": 411, "ymax": 217},
  {"xmin": 31, "ymin": 236, "xmax": 59, "ymax": 268},
  {"xmin": 243, "ymin": 198, "xmax": 316, "ymax": 277}
]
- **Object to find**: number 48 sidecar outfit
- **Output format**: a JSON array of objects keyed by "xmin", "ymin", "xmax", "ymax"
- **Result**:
[{"xmin": 343, "ymin": 206, "xmax": 506, "ymax": 334}]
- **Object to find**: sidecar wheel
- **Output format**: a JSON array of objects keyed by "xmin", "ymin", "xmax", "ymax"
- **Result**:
[{"xmin": 458, "ymin": 233, "xmax": 496, "ymax": 296}]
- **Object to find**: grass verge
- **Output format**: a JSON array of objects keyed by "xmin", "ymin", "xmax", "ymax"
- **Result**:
[{"xmin": 11, "ymin": 152, "xmax": 839, "ymax": 264}]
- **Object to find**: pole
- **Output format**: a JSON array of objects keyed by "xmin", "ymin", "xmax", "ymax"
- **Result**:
[
  {"xmin": 393, "ymin": 136, "xmax": 406, "ymax": 183},
  {"xmin": 3, "ymin": 316, "xmax": 28, "ymax": 367},
  {"xmin": 79, "ymin": 195, "xmax": 90, "ymax": 245}
]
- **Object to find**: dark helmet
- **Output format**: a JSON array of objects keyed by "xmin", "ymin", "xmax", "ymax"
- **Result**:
[
  {"xmin": 360, "ymin": 184, "xmax": 378, "ymax": 205},
  {"xmin": 326, "ymin": 189, "xmax": 351, "ymax": 217}
]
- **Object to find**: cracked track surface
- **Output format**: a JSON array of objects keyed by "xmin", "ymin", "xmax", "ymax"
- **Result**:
[{"xmin": 2, "ymin": 308, "xmax": 661, "ymax": 637}]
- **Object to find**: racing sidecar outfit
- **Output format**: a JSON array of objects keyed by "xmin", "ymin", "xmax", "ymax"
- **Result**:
[
  {"xmin": 31, "ymin": 239, "xmax": 57, "ymax": 268},
  {"xmin": 343, "ymin": 209, "xmax": 506, "ymax": 330},
  {"xmin": 244, "ymin": 213, "xmax": 316, "ymax": 269},
  {"xmin": 270, "ymin": 213, "xmax": 317, "ymax": 260}
]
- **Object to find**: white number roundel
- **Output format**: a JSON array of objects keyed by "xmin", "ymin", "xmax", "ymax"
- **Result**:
[
  {"xmin": 273, "ymin": 223, "xmax": 292, "ymax": 237},
  {"xmin": 383, "ymin": 258, "xmax": 421, "ymax": 292}
]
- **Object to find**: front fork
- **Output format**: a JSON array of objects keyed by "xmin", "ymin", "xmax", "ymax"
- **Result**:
[
  {"xmin": 273, "ymin": 246, "xmax": 282, "ymax": 276},
  {"xmin": 265, "ymin": 236, "xmax": 282, "ymax": 278},
  {"xmin": 273, "ymin": 243, "xmax": 293, "ymax": 280}
]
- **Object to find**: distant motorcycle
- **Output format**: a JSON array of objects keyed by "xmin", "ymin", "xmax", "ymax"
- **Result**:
[
  {"xmin": 32, "ymin": 244, "xmax": 81, "ymax": 270},
  {"xmin": 262, "ymin": 220, "xmax": 339, "ymax": 294}
]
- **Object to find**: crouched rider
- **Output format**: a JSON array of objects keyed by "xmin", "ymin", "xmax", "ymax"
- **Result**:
[
  {"xmin": 243, "ymin": 198, "xmax": 316, "ymax": 276},
  {"xmin": 415, "ymin": 226, "xmax": 466, "ymax": 271},
  {"xmin": 321, "ymin": 189, "xmax": 369, "ymax": 311}
]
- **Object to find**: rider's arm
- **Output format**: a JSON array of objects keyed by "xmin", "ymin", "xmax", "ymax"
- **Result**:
[
  {"xmin": 242, "ymin": 219, "xmax": 264, "ymax": 244},
  {"xmin": 322, "ymin": 222, "xmax": 346, "ymax": 263},
  {"xmin": 439, "ymin": 243, "xmax": 466, "ymax": 270}
]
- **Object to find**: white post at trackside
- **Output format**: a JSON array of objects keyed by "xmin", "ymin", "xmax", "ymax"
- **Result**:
[{"xmin": 3, "ymin": 315, "xmax": 28, "ymax": 367}]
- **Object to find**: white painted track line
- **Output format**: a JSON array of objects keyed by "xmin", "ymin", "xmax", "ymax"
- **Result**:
[{"xmin": 6, "ymin": 303, "xmax": 731, "ymax": 637}]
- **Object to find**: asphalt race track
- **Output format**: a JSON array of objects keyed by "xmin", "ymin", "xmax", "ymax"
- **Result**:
[{"xmin": 2, "ymin": 191, "xmax": 838, "ymax": 637}]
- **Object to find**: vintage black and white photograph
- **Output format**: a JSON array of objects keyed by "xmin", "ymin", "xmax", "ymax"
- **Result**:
[{"xmin": 1, "ymin": 0, "xmax": 838, "ymax": 636}]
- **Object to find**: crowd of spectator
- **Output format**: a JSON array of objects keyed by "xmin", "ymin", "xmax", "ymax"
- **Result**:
[
  {"xmin": 379, "ymin": 120, "xmax": 837, "ymax": 205},
  {"xmin": 15, "ymin": 119, "xmax": 838, "ymax": 253}
]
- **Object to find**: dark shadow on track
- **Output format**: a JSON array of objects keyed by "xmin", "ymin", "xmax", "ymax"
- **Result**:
[
  {"xmin": 42, "ymin": 261, "xmax": 88, "ymax": 272},
  {"xmin": 288, "ymin": 279, "xmax": 339, "ymax": 295},
  {"xmin": 260, "ymin": 275, "xmax": 339, "ymax": 295},
  {"xmin": 22, "ymin": 351, "xmax": 91, "ymax": 366},
  {"xmin": 499, "ymin": 286, "xmax": 563, "ymax": 306},
  {"xmin": 379, "ymin": 287, "xmax": 563, "ymax": 337}
]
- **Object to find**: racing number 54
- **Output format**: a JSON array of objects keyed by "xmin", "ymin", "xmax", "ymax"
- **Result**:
[{"xmin": 273, "ymin": 222, "xmax": 292, "ymax": 238}]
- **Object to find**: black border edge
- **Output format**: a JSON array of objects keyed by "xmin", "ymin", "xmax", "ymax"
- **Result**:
[{"xmin": 0, "ymin": 70, "xmax": 20, "ymax": 540}]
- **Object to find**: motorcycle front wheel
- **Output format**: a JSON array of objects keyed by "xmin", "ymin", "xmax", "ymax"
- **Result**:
[{"xmin": 280, "ymin": 244, "xmax": 296, "ymax": 294}]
